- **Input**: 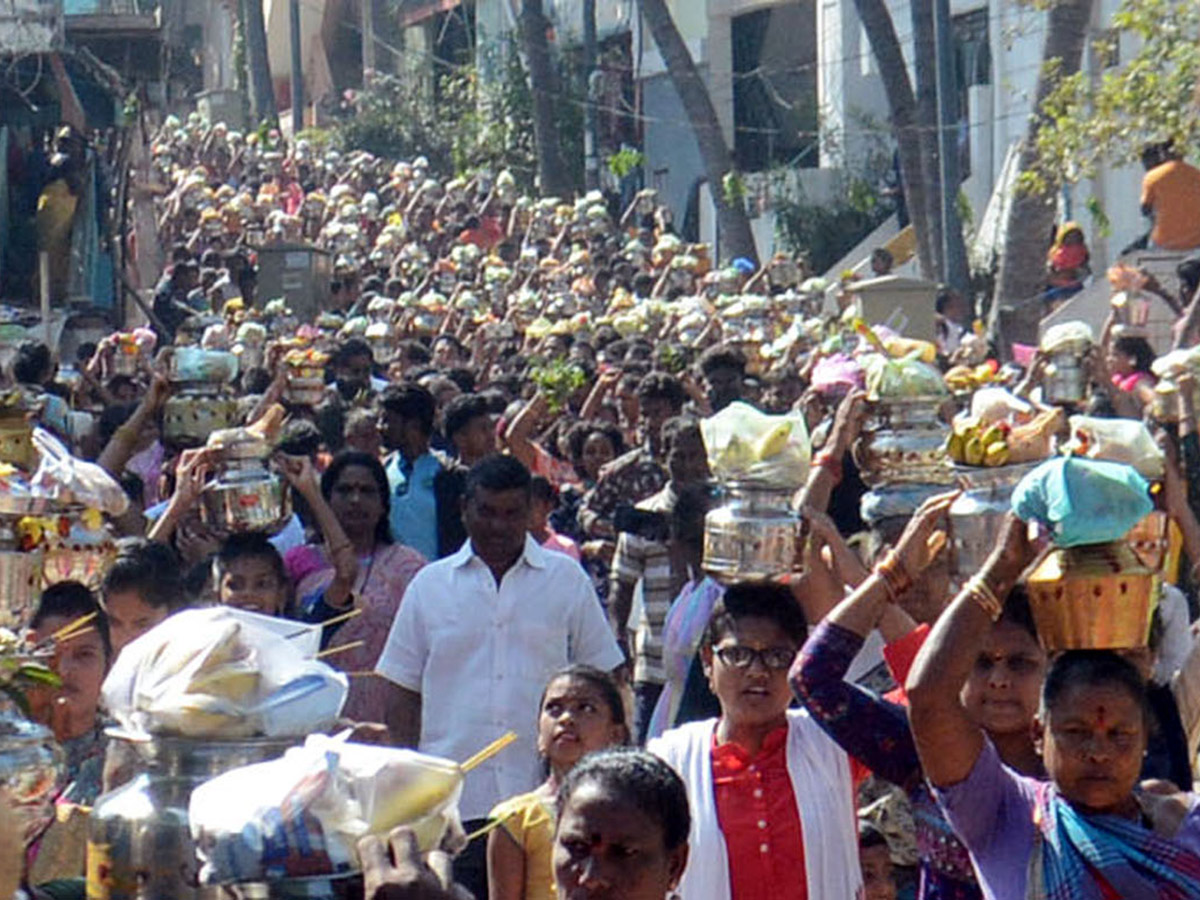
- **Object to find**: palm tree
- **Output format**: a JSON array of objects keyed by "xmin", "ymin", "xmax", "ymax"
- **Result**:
[
  {"xmin": 241, "ymin": 0, "xmax": 276, "ymax": 125},
  {"xmin": 993, "ymin": 0, "xmax": 1095, "ymax": 348},
  {"xmin": 639, "ymin": 0, "xmax": 758, "ymax": 264},
  {"xmin": 519, "ymin": 0, "xmax": 574, "ymax": 198}
]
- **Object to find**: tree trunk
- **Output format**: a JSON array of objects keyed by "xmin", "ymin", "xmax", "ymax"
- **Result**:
[
  {"xmin": 519, "ymin": 0, "xmax": 573, "ymax": 198},
  {"xmin": 993, "ymin": 0, "xmax": 1094, "ymax": 350},
  {"xmin": 242, "ymin": 0, "xmax": 276, "ymax": 125},
  {"xmin": 910, "ymin": 0, "xmax": 945, "ymax": 279},
  {"xmin": 639, "ymin": 0, "xmax": 758, "ymax": 264},
  {"xmin": 853, "ymin": 0, "xmax": 935, "ymax": 279}
]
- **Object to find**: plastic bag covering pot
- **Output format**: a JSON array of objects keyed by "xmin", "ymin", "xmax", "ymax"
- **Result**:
[
  {"xmin": 102, "ymin": 607, "xmax": 347, "ymax": 740},
  {"xmin": 30, "ymin": 428, "xmax": 129, "ymax": 516},
  {"xmin": 701, "ymin": 401, "xmax": 811, "ymax": 489},
  {"xmin": 969, "ymin": 387, "xmax": 1032, "ymax": 425},
  {"xmin": 863, "ymin": 354, "xmax": 948, "ymax": 400},
  {"xmin": 169, "ymin": 346, "xmax": 239, "ymax": 383},
  {"xmin": 1039, "ymin": 320, "xmax": 1094, "ymax": 354},
  {"xmin": 1151, "ymin": 346, "xmax": 1200, "ymax": 379},
  {"xmin": 1064, "ymin": 416, "xmax": 1165, "ymax": 480},
  {"xmin": 810, "ymin": 354, "xmax": 863, "ymax": 397},
  {"xmin": 189, "ymin": 734, "xmax": 464, "ymax": 883},
  {"xmin": 1011, "ymin": 456, "xmax": 1153, "ymax": 547}
]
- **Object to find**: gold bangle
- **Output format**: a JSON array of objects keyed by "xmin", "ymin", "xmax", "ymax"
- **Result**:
[
  {"xmin": 875, "ymin": 550, "xmax": 913, "ymax": 603},
  {"xmin": 966, "ymin": 574, "xmax": 1004, "ymax": 621}
]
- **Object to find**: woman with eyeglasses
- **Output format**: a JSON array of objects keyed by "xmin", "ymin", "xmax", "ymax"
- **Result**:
[{"xmin": 648, "ymin": 581, "xmax": 864, "ymax": 899}]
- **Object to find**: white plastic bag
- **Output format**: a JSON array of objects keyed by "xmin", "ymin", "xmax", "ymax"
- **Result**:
[
  {"xmin": 1040, "ymin": 320, "xmax": 1094, "ymax": 354},
  {"xmin": 190, "ymin": 734, "xmax": 465, "ymax": 884},
  {"xmin": 1065, "ymin": 416, "xmax": 1165, "ymax": 480},
  {"xmin": 701, "ymin": 401, "xmax": 811, "ymax": 488},
  {"xmin": 102, "ymin": 607, "xmax": 347, "ymax": 739},
  {"xmin": 969, "ymin": 387, "xmax": 1032, "ymax": 425},
  {"xmin": 30, "ymin": 428, "xmax": 129, "ymax": 516}
]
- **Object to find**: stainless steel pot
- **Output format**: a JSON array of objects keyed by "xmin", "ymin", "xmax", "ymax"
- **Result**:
[
  {"xmin": 853, "ymin": 398, "xmax": 953, "ymax": 488},
  {"xmin": 703, "ymin": 483, "xmax": 801, "ymax": 582},
  {"xmin": 88, "ymin": 735, "xmax": 295, "ymax": 900},
  {"xmin": 201, "ymin": 461, "xmax": 291, "ymax": 537},
  {"xmin": 1043, "ymin": 352, "xmax": 1088, "ymax": 405},
  {"xmin": 0, "ymin": 703, "xmax": 64, "ymax": 844},
  {"xmin": 949, "ymin": 462, "xmax": 1040, "ymax": 580}
]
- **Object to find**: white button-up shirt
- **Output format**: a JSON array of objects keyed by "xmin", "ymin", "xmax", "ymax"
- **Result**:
[{"xmin": 376, "ymin": 534, "xmax": 623, "ymax": 820}]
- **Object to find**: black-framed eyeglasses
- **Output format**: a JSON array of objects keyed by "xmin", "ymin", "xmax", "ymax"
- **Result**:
[{"xmin": 713, "ymin": 645, "xmax": 796, "ymax": 671}]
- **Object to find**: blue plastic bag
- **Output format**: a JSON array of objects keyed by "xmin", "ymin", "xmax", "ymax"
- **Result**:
[{"xmin": 1011, "ymin": 456, "xmax": 1153, "ymax": 547}]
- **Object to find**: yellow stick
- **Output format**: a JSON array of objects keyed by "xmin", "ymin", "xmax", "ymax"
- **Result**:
[
  {"xmin": 465, "ymin": 818, "xmax": 506, "ymax": 844},
  {"xmin": 55, "ymin": 627, "xmax": 95, "ymax": 645},
  {"xmin": 461, "ymin": 731, "xmax": 518, "ymax": 773},
  {"xmin": 315, "ymin": 640, "xmax": 365, "ymax": 660},
  {"xmin": 345, "ymin": 670, "xmax": 381, "ymax": 678},
  {"xmin": 50, "ymin": 612, "xmax": 97, "ymax": 642},
  {"xmin": 283, "ymin": 608, "xmax": 361, "ymax": 640}
]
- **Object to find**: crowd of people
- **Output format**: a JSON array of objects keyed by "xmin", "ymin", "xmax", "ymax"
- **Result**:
[{"xmin": 5, "ymin": 110, "xmax": 1200, "ymax": 900}]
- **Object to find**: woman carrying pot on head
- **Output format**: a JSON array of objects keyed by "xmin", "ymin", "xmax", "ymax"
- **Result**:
[
  {"xmin": 281, "ymin": 450, "xmax": 426, "ymax": 725},
  {"xmin": 907, "ymin": 514, "xmax": 1200, "ymax": 900},
  {"xmin": 792, "ymin": 494, "xmax": 1047, "ymax": 900}
]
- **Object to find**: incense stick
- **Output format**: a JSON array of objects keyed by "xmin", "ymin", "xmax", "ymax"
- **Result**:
[
  {"xmin": 461, "ymin": 731, "xmax": 518, "ymax": 773},
  {"xmin": 315, "ymin": 640, "xmax": 365, "ymax": 660},
  {"xmin": 283, "ymin": 608, "xmax": 361, "ymax": 640},
  {"xmin": 50, "ymin": 612, "xmax": 97, "ymax": 642},
  {"xmin": 55, "ymin": 627, "xmax": 96, "ymax": 645}
]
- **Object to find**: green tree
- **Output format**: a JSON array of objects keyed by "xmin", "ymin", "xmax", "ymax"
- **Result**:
[{"xmin": 1024, "ymin": 0, "xmax": 1200, "ymax": 192}]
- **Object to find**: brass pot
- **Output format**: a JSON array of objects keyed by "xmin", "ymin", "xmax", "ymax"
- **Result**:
[
  {"xmin": 1026, "ymin": 541, "xmax": 1158, "ymax": 650},
  {"xmin": 0, "ymin": 416, "xmax": 35, "ymax": 471}
]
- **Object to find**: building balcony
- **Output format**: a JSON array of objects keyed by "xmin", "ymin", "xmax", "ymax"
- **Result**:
[
  {"xmin": 0, "ymin": 0, "xmax": 64, "ymax": 54},
  {"xmin": 64, "ymin": 0, "xmax": 159, "ymax": 36}
]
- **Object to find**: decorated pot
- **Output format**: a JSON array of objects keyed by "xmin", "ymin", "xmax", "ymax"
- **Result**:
[
  {"xmin": 0, "ymin": 415, "xmax": 35, "ymax": 472},
  {"xmin": 1026, "ymin": 541, "xmax": 1159, "ymax": 650},
  {"xmin": 853, "ymin": 398, "xmax": 953, "ymax": 488},
  {"xmin": 164, "ymin": 390, "xmax": 241, "ymax": 448},
  {"xmin": 703, "ymin": 483, "xmax": 800, "ymax": 582},
  {"xmin": 39, "ymin": 512, "xmax": 119, "ymax": 591},
  {"xmin": 0, "ymin": 547, "xmax": 44, "ymax": 629}
]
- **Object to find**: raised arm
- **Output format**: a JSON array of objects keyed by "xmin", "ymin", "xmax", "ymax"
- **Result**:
[
  {"xmin": 148, "ymin": 448, "xmax": 211, "ymax": 544},
  {"xmin": 97, "ymin": 374, "xmax": 169, "ymax": 480},
  {"xmin": 277, "ymin": 454, "xmax": 358, "ymax": 611},
  {"xmin": 504, "ymin": 393, "xmax": 549, "ymax": 471},
  {"xmin": 793, "ymin": 496, "xmax": 952, "ymax": 785},
  {"xmin": 798, "ymin": 389, "xmax": 867, "ymax": 515},
  {"xmin": 907, "ymin": 514, "xmax": 1036, "ymax": 787}
]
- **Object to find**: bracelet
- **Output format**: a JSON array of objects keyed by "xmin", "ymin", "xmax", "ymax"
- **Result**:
[
  {"xmin": 966, "ymin": 574, "xmax": 1004, "ymax": 621},
  {"xmin": 328, "ymin": 541, "xmax": 353, "ymax": 556},
  {"xmin": 874, "ymin": 549, "xmax": 912, "ymax": 603},
  {"xmin": 814, "ymin": 449, "xmax": 844, "ymax": 485}
]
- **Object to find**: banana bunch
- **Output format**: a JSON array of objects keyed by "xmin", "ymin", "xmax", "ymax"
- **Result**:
[
  {"xmin": 945, "ymin": 362, "xmax": 1000, "ymax": 393},
  {"xmin": 947, "ymin": 419, "xmax": 1011, "ymax": 467}
]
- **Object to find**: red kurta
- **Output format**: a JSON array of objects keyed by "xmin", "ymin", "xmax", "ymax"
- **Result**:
[{"xmin": 712, "ymin": 727, "xmax": 808, "ymax": 900}]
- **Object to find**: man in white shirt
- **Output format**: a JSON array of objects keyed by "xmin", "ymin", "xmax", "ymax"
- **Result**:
[{"xmin": 376, "ymin": 454, "xmax": 623, "ymax": 898}]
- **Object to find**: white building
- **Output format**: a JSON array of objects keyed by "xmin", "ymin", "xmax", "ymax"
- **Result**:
[{"xmin": 629, "ymin": 0, "xmax": 1143, "ymax": 271}]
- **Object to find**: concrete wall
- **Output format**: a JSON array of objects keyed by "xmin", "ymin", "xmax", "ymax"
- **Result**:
[{"xmin": 819, "ymin": 0, "xmax": 1144, "ymax": 273}]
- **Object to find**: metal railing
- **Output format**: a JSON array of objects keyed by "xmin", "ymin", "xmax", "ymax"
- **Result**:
[{"xmin": 63, "ymin": 0, "xmax": 150, "ymax": 15}]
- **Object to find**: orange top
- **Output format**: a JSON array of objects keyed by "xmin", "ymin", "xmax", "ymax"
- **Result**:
[{"xmin": 1141, "ymin": 160, "xmax": 1200, "ymax": 251}]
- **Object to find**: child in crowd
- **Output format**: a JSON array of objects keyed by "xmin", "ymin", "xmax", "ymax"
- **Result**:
[
  {"xmin": 100, "ymin": 538, "xmax": 189, "ymax": 656},
  {"xmin": 529, "ymin": 476, "xmax": 581, "ymax": 561},
  {"xmin": 213, "ymin": 533, "xmax": 290, "ymax": 617},
  {"xmin": 486, "ymin": 666, "xmax": 628, "ymax": 900},
  {"xmin": 860, "ymin": 822, "xmax": 899, "ymax": 900}
]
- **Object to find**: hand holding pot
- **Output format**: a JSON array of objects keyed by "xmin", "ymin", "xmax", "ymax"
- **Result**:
[
  {"xmin": 276, "ymin": 453, "xmax": 321, "ymax": 501},
  {"xmin": 892, "ymin": 490, "xmax": 958, "ymax": 581}
]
